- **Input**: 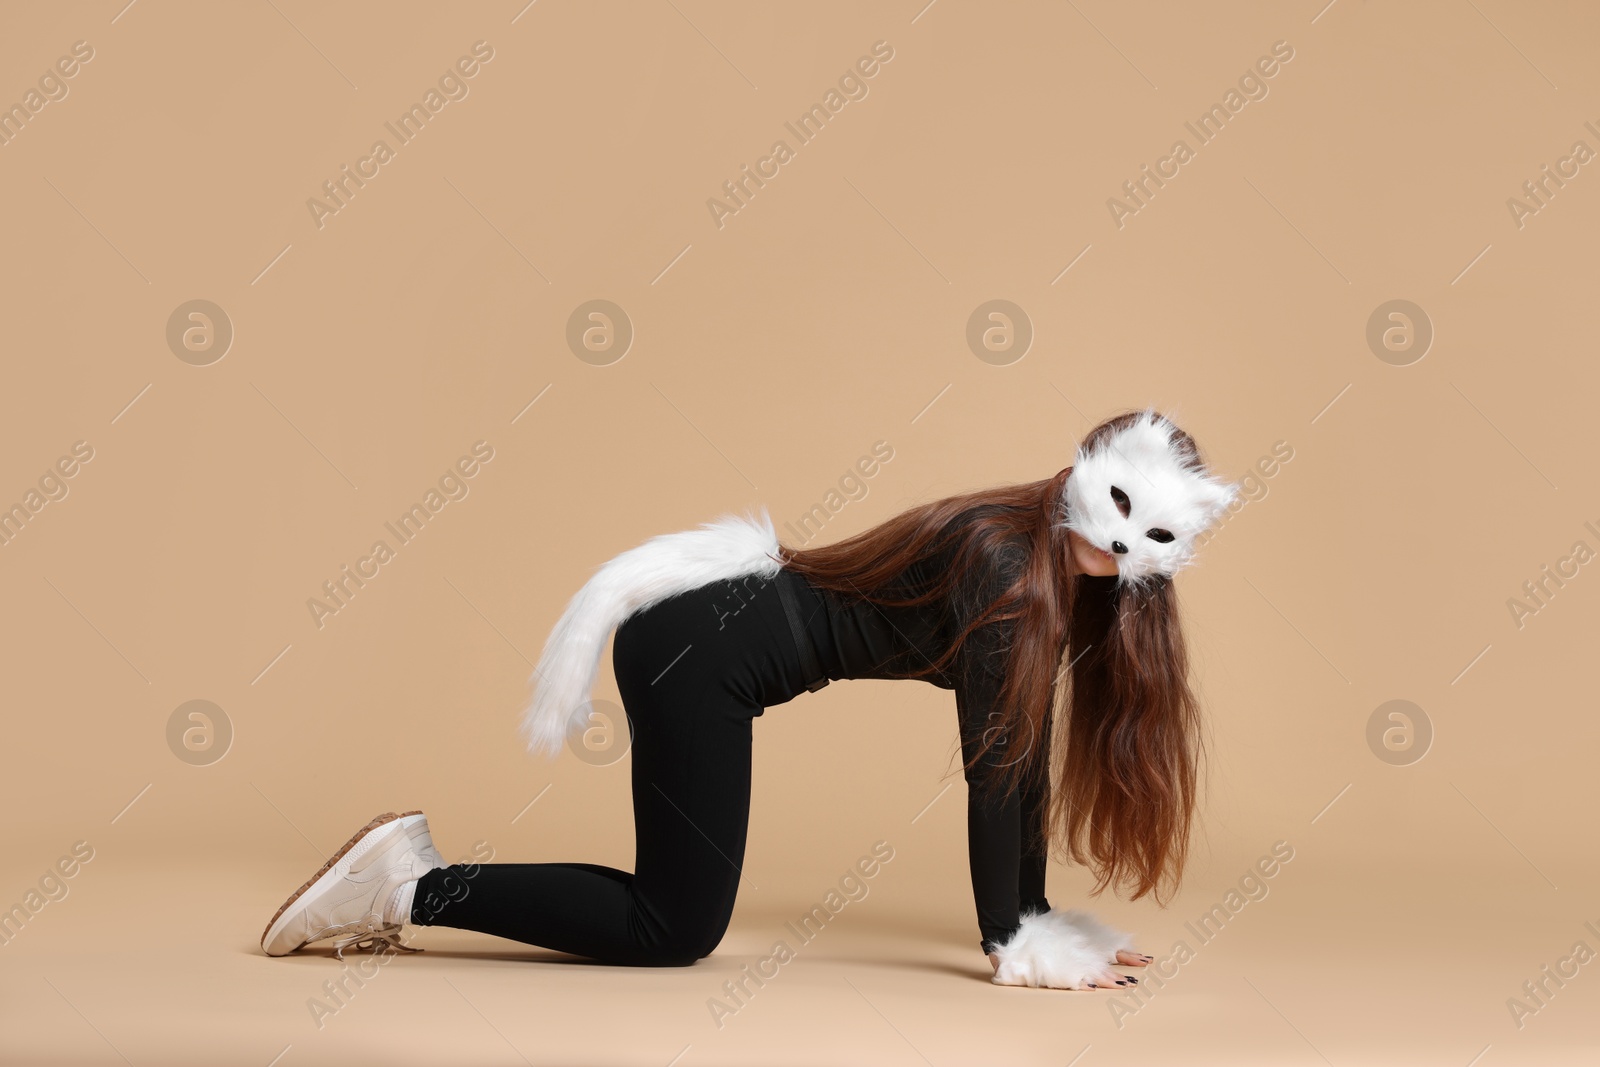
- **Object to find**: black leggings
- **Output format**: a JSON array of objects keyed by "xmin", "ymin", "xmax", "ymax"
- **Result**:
[{"xmin": 410, "ymin": 570, "xmax": 812, "ymax": 966}]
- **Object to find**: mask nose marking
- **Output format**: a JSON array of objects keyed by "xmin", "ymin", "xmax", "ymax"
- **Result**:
[{"xmin": 1111, "ymin": 541, "xmax": 1128, "ymax": 554}]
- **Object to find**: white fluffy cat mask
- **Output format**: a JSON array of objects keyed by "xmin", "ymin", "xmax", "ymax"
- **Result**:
[{"xmin": 1062, "ymin": 410, "xmax": 1238, "ymax": 587}]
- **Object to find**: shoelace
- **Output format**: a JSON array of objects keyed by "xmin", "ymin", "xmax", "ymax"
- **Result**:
[{"xmin": 314, "ymin": 919, "xmax": 424, "ymax": 961}]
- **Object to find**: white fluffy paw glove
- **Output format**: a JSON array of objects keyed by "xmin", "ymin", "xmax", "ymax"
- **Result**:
[{"xmin": 991, "ymin": 908, "xmax": 1136, "ymax": 989}]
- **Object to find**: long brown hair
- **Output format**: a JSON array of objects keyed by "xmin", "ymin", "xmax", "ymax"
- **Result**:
[{"xmin": 779, "ymin": 410, "xmax": 1213, "ymax": 903}]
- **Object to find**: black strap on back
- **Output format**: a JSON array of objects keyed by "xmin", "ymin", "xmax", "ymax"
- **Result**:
[{"xmin": 775, "ymin": 569, "xmax": 829, "ymax": 692}]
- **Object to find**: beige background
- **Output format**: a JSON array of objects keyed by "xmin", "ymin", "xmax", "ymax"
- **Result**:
[{"xmin": 2, "ymin": 1, "xmax": 1597, "ymax": 1064}]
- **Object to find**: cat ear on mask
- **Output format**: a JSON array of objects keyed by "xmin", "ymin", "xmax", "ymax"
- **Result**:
[{"xmin": 1197, "ymin": 477, "xmax": 1240, "ymax": 528}]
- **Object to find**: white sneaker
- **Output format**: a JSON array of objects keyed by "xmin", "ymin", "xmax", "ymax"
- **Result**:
[
  {"xmin": 400, "ymin": 811, "xmax": 446, "ymax": 871},
  {"xmin": 260, "ymin": 810, "xmax": 443, "ymax": 958}
]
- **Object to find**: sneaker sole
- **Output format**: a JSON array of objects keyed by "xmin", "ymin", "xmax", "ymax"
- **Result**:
[{"xmin": 260, "ymin": 809, "xmax": 423, "ymax": 955}]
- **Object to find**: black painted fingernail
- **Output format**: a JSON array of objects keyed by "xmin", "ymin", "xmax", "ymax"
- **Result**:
[
  {"xmin": 1128, "ymin": 976, "xmax": 1139, "ymax": 984},
  {"xmin": 1087, "ymin": 983, "xmax": 1097, "ymax": 988},
  {"xmin": 1116, "ymin": 979, "xmax": 1128, "ymax": 985}
]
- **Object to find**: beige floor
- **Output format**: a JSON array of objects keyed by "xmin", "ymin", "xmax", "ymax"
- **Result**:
[{"xmin": 4, "ymin": 852, "xmax": 1596, "ymax": 1066}]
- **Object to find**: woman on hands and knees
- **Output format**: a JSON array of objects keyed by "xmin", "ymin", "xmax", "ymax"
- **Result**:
[{"xmin": 260, "ymin": 408, "xmax": 1236, "ymax": 991}]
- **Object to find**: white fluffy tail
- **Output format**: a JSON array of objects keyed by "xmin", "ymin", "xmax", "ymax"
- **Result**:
[{"xmin": 519, "ymin": 509, "xmax": 784, "ymax": 758}]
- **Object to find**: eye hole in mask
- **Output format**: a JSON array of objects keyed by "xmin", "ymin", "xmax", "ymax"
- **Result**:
[
  {"xmin": 1109, "ymin": 485, "xmax": 1130, "ymax": 518},
  {"xmin": 1146, "ymin": 528, "xmax": 1174, "ymax": 544}
]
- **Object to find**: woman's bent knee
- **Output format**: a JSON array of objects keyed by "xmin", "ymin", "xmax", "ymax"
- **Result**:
[
  {"xmin": 630, "ymin": 944, "xmax": 712, "ymax": 967},
  {"xmin": 631, "ymin": 921, "xmax": 727, "ymax": 966}
]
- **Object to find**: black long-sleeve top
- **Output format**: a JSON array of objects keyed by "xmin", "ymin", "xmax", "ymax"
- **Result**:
[{"xmin": 781, "ymin": 532, "xmax": 1051, "ymax": 954}]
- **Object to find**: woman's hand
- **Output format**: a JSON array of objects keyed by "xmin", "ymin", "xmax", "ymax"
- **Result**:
[
  {"xmin": 987, "ymin": 909, "xmax": 1153, "ymax": 989},
  {"xmin": 990, "ymin": 956, "xmax": 1135, "ymax": 989}
]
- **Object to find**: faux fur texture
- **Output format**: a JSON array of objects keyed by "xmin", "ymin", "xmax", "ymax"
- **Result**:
[
  {"xmin": 1062, "ymin": 408, "xmax": 1238, "ymax": 588},
  {"xmin": 991, "ymin": 907, "xmax": 1136, "ymax": 989},
  {"xmin": 519, "ymin": 509, "xmax": 783, "ymax": 758}
]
